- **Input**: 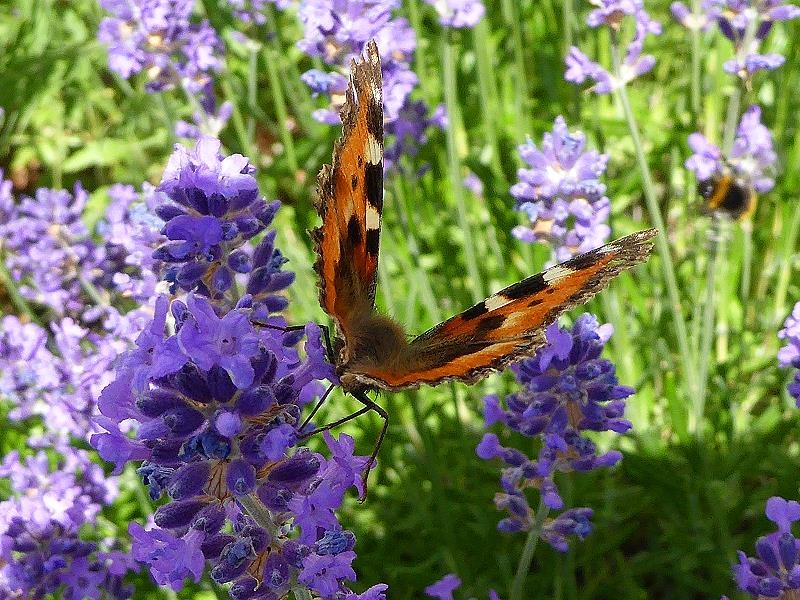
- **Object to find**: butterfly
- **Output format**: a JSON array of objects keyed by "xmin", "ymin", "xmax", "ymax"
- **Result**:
[{"xmin": 312, "ymin": 40, "xmax": 656, "ymax": 445}]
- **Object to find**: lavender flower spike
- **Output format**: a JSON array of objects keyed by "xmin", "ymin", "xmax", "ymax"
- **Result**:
[
  {"xmin": 510, "ymin": 116, "xmax": 611, "ymax": 264},
  {"xmin": 478, "ymin": 314, "xmax": 634, "ymax": 551},
  {"xmin": 91, "ymin": 137, "xmax": 385, "ymax": 597}
]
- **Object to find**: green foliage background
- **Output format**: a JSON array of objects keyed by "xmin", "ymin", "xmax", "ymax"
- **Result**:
[{"xmin": 1, "ymin": 0, "xmax": 800, "ymax": 598}]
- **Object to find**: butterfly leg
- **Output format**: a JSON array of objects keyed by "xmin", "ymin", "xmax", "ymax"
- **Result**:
[
  {"xmin": 299, "ymin": 382, "xmax": 335, "ymax": 432},
  {"xmin": 352, "ymin": 390, "xmax": 388, "ymax": 500},
  {"xmin": 297, "ymin": 391, "xmax": 387, "ymax": 500}
]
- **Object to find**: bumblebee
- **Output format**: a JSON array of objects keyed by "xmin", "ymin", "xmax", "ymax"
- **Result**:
[{"xmin": 697, "ymin": 170, "xmax": 756, "ymax": 220}]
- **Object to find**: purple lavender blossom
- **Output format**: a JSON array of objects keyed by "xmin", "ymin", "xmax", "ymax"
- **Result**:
[
  {"xmin": 0, "ymin": 450, "xmax": 135, "ymax": 599},
  {"xmin": 425, "ymin": 574, "xmax": 462, "ymax": 600},
  {"xmin": 733, "ymin": 496, "xmax": 800, "ymax": 597},
  {"xmin": 175, "ymin": 83, "xmax": 234, "ymax": 140},
  {"xmin": 384, "ymin": 101, "xmax": 447, "ymax": 172},
  {"xmin": 227, "ymin": 0, "xmax": 294, "ymax": 24},
  {"xmin": 91, "ymin": 138, "xmax": 385, "ymax": 596},
  {"xmin": 717, "ymin": 0, "xmax": 800, "ymax": 77},
  {"xmin": 0, "ymin": 180, "xmax": 161, "ymax": 324},
  {"xmin": 297, "ymin": 0, "xmax": 417, "ymax": 123},
  {"xmin": 672, "ymin": 0, "xmax": 800, "ymax": 76},
  {"xmin": 424, "ymin": 0, "xmax": 486, "ymax": 28},
  {"xmin": 297, "ymin": 1, "xmax": 442, "ymax": 166},
  {"xmin": 671, "ymin": 0, "xmax": 718, "ymax": 31},
  {"xmin": 779, "ymin": 302, "xmax": 800, "ymax": 405},
  {"xmin": 510, "ymin": 116, "xmax": 611, "ymax": 264},
  {"xmin": 477, "ymin": 314, "xmax": 633, "ymax": 551},
  {"xmin": 685, "ymin": 105, "xmax": 777, "ymax": 204},
  {"xmin": 154, "ymin": 137, "xmax": 293, "ymax": 315},
  {"xmin": 565, "ymin": 0, "xmax": 661, "ymax": 93},
  {"xmin": 98, "ymin": 0, "xmax": 223, "ymax": 93},
  {"xmin": 425, "ymin": 573, "xmax": 501, "ymax": 600},
  {"xmin": 463, "ymin": 171, "xmax": 484, "ymax": 197}
]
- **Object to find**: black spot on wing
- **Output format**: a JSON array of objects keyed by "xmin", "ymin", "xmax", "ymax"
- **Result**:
[
  {"xmin": 503, "ymin": 273, "xmax": 547, "ymax": 300},
  {"xmin": 527, "ymin": 297, "xmax": 543, "ymax": 308},
  {"xmin": 366, "ymin": 228, "xmax": 380, "ymax": 257},
  {"xmin": 563, "ymin": 250, "xmax": 603, "ymax": 271},
  {"xmin": 351, "ymin": 174, "xmax": 358, "ymax": 191},
  {"xmin": 347, "ymin": 215, "xmax": 362, "ymax": 246},
  {"xmin": 365, "ymin": 162, "xmax": 383, "ymax": 212},
  {"xmin": 367, "ymin": 102, "xmax": 383, "ymax": 142},
  {"xmin": 473, "ymin": 314, "xmax": 506, "ymax": 337},
  {"xmin": 461, "ymin": 302, "xmax": 488, "ymax": 321}
]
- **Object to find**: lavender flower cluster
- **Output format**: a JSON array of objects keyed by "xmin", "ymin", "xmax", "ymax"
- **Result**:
[
  {"xmin": 685, "ymin": 105, "xmax": 777, "ymax": 202},
  {"xmin": 510, "ymin": 117, "xmax": 611, "ymax": 264},
  {"xmin": 296, "ymin": 0, "xmax": 446, "ymax": 170},
  {"xmin": 672, "ymin": 0, "xmax": 800, "ymax": 79},
  {"xmin": 477, "ymin": 315, "xmax": 633, "ymax": 551},
  {"xmin": 98, "ymin": 0, "xmax": 224, "ymax": 93},
  {"xmin": 90, "ymin": 137, "xmax": 386, "ymax": 598},
  {"xmin": 0, "ymin": 176, "xmax": 161, "ymax": 597},
  {"xmin": 565, "ymin": 0, "xmax": 662, "ymax": 94}
]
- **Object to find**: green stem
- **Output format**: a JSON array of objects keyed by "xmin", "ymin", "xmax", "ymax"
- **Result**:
[
  {"xmin": 610, "ymin": 39, "xmax": 698, "ymax": 430},
  {"xmin": 696, "ymin": 218, "xmax": 727, "ymax": 433},
  {"xmin": 0, "ymin": 257, "xmax": 37, "ymax": 322},
  {"xmin": 442, "ymin": 34, "xmax": 484, "ymax": 302},
  {"xmin": 774, "ymin": 200, "xmax": 800, "ymax": 321},
  {"xmin": 689, "ymin": 0, "xmax": 702, "ymax": 117},
  {"xmin": 237, "ymin": 495, "xmax": 313, "ymax": 600},
  {"xmin": 509, "ymin": 495, "xmax": 549, "ymax": 600},
  {"xmin": 501, "ymin": 0, "xmax": 529, "ymax": 134},
  {"xmin": 473, "ymin": 19, "xmax": 504, "ymax": 181},
  {"xmin": 261, "ymin": 45, "xmax": 298, "ymax": 173}
]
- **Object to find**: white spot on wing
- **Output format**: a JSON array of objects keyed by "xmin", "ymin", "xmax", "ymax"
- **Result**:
[
  {"xmin": 484, "ymin": 294, "xmax": 512, "ymax": 312},
  {"xmin": 366, "ymin": 204, "xmax": 380, "ymax": 230},
  {"xmin": 543, "ymin": 265, "xmax": 574, "ymax": 284},
  {"xmin": 365, "ymin": 133, "xmax": 382, "ymax": 164}
]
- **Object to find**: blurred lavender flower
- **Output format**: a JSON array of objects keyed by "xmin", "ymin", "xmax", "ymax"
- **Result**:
[
  {"xmin": 477, "ymin": 314, "xmax": 633, "ymax": 551},
  {"xmin": 671, "ymin": 0, "xmax": 718, "ymax": 31},
  {"xmin": 510, "ymin": 116, "xmax": 611, "ymax": 264},
  {"xmin": 384, "ymin": 101, "xmax": 447, "ymax": 172},
  {"xmin": 91, "ymin": 137, "xmax": 385, "ymax": 597},
  {"xmin": 0, "ymin": 178, "xmax": 161, "ymax": 325},
  {"xmin": 227, "ymin": 0, "xmax": 295, "ymax": 24},
  {"xmin": 779, "ymin": 301, "xmax": 800, "ymax": 404},
  {"xmin": 0, "ymin": 176, "xmax": 161, "ymax": 596},
  {"xmin": 733, "ymin": 496, "xmax": 800, "ymax": 597},
  {"xmin": 175, "ymin": 83, "xmax": 234, "ymax": 140},
  {"xmin": 685, "ymin": 105, "xmax": 777, "ymax": 200},
  {"xmin": 463, "ymin": 171, "xmax": 484, "ymax": 197},
  {"xmin": 98, "ymin": 0, "xmax": 223, "ymax": 93},
  {"xmin": 424, "ymin": 0, "xmax": 486, "ymax": 28},
  {"xmin": 297, "ymin": 0, "xmax": 443, "ymax": 168},
  {"xmin": 425, "ymin": 573, "xmax": 501, "ymax": 600},
  {"xmin": 565, "ymin": 0, "xmax": 662, "ymax": 93},
  {"xmin": 0, "ymin": 450, "xmax": 135, "ymax": 598},
  {"xmin": 673, "ymin": 0, "xmax": 800, "ymax": 78}
]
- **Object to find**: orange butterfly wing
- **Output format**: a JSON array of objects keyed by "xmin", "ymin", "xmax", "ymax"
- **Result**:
[
  {"xmin": 344, "ymin": 229, "xmax": 657, "ymax": 390},
  {"xmin": 312, "ymin": 40, "xmax": 384, "ymax": 342}
]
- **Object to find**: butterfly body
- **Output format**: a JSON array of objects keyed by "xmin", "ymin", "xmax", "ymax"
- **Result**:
[{"xmin": 313, "ymin": 40, "xmax": 656, "ymax": 397}]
